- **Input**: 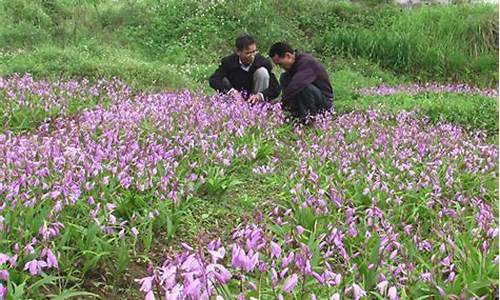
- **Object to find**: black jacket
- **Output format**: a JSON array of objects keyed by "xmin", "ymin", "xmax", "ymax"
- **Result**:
[{"xmin": 209, "ymin": 53, "xmax": 281, "ymax": 101}]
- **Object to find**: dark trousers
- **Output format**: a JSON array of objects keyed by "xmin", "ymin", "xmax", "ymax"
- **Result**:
[{"xmin": 280, "ymin": 73, "xmax": 333, "ymax": 122}]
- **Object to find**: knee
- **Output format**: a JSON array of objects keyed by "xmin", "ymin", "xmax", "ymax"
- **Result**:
[
  {"xmin": 253, "ymin": 67, "xmax": 270, "ymax": 81},
  {"xmin": 280, "ymin": 73, "xmax": 291, "ymax": 88},
  {"xmin": 302, "ymin": 84, "xmax": 319, "ymax": 93}
]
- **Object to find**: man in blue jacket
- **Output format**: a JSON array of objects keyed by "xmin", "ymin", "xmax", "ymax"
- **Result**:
[
  {"xmin": 269, "ymin": 42, "xmax": 333, "ymax": 122},
  {"xmin": 209, "ymin": 35, "xmax": 280, "ymax": 104}
]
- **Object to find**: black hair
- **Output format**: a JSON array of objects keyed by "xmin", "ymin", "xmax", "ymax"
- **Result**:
[
  {"xmin": 268, "ymin": 42, "xmax": 294, "ymax": 58},
  {"xmin": 235, "ymin": 35, "xmax": 256, "ymax": 50}
]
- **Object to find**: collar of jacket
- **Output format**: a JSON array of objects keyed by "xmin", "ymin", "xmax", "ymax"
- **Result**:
[{"xmin": 228, "ymin": 53, "xmax": 266, "ymax": 70}]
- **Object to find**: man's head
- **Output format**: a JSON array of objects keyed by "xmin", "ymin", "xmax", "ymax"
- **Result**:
[
  {"xmin": 235, "ymin": 35, "xmax": 258, "ymax": 66},
  {"xmin": 269, "ymin": 42, "xmax": 295, "ymax": 71}
]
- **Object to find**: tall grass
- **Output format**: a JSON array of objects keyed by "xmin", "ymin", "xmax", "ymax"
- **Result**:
[{"xmin": 313, "ymin": 3, "xmax": 498, "ymax": 87}]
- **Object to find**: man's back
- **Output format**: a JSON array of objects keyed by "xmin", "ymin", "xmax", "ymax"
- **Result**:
[{"xmin": 282, "ymin": 52, "xmax": 333, "ymax": 102}]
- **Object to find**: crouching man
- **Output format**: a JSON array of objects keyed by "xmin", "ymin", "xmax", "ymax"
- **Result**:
[
  {"xmin": 209, "ymin": 34, "xmax": 280, "ymax": 103},
  {"xmin": 268, "ymin": 42, "xmax": 333, "ymax": 123}
]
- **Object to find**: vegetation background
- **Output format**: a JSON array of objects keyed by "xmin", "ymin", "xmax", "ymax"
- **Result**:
[{"xmin": 0, "ymin": 0, "xmax": 498, "ymax": 298}]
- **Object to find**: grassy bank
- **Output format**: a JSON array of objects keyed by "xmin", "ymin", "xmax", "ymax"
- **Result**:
[{"xmin": 0, "ymin": 0, "xmax": 498, "ymax": 90}]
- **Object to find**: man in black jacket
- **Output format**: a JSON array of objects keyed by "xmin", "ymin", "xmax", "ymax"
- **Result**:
[
  {"xmin": 209, "ymin": 35, "xmax": 280, "ymax": 104},
  {"xmin": 269, "ymin": 42, "xmax": 333, "ymax": 122}
]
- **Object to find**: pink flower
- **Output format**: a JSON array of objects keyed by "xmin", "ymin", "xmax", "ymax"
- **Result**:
[
  {"xmin": 330, "ymin": 293, "xmax": 340, "ymax": 300},
  {"xmin": 436, "ymin": 286, "xmax": 446, "ymax": 297},
  {"xmin": 231, "ymin": 245, "xmax": 258, "ymax": 272},
  {"xmin": 271, "ymin": 268, "xmax": 278, "ymax": 287}
]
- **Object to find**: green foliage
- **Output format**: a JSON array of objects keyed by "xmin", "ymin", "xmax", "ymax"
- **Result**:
[{"xmin": 0, "ymin": 1, "xmax": 498, "ymax": 297}]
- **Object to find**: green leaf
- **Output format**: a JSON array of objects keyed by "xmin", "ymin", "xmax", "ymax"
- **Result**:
[
  {"xmin": 28, "ymin": 274, "xmax": 62, "ymax": 291},
  {"xmin": 142, "ymin": 222, "xmax": 153, "ymax": 252},
  {"xmin": 82, "ymin": 250, "xmax": 111, "ymax": 274},
  {"xmin": 9, "ymin": 281, "xmax": 26, "ymax": 300},
  {"xmin": 50, "ymin": 290, "xmax": 101, "ymax": 300},
  {"xmin": 117, "ymin": 240, "xmax": 130, "ymax": 273}
]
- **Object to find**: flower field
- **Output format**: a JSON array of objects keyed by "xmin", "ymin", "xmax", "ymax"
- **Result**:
[{"xmin": 0, "ymin": 74, "xmax": 498, "ymax": 299}]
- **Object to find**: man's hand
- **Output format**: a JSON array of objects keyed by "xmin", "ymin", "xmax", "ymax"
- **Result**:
[
  {"xmin": 248, "ymin": 93, "xmax": 263, "ymax": 105},
  {"xmin": 228, "ymin": 89, "xmax": 244, "ymax": 101}
]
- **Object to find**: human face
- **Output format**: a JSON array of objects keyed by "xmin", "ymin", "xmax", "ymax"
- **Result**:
[
  {"xmin": 237, "ymin": 43, "xmax": 258, "ymax": 65},
  {"xmin": 271, "ymin": 52, "xmax": 295, "ymax": 71}
]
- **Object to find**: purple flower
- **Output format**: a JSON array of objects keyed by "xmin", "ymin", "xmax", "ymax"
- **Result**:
[
  {"xmin": 45, "ymin": 248, "xmax": 59, "ymax": 269},
  {"xmin": 446, "ymin": 271, "xmax": 456, "ymax": 282},
  {"xmin": 208, "ymin": 246, "xmax": 226, "ymax": 263},
  {"xmin": 23, "ymin": 259, "xmax": 47, "ymax": 276},
  {"xmin": 420, "ymin": 272, "xmax": 432, "ymax": 282},
  {"xmin": 347, "ymin": 283, "xmax": 366, "ymax": 300},
  {"xmin": 283, "ymin": 273, "xmax": 299, "ymax": 293},
  {"xmin": 185, "ymin": 278, "xmax": 202, "ymax": 298},
  {"xmin": 0, "ymin": 270, "xmax": 8, "ymax": 281},
  {"xmin": 212, "ymin": 264, "xmax": 232, "ymax": 284},
  {"xmin": 296, "ymin": 226, "xmax": 305, "ymax": 235},
  {"xmin": 282, "ymin": 251, "xmax": 295, "ymax": 268},
  {"xmin": 164, "ymin": 284, "xmax": 181, "ymax": 300},
  {"xmin": 135, "ymin": 275, "xmax": 154, "ymax": 293},
  {"xmin": 0, "ymin": 254, "xmax": 9, "ymax": 265},
  {"xmin": 388, "ymin": 286, "xmax": 399, "ymax": 300},
  {"xmin": 270, "ymin": 241, "xmax": 281, "ymax": 258},
  {"xmin": 0, "ymin": 284, "xmax": 6, "ymax": 299},
  {"xmin": 376, "ymin": 280, "xmax": 388, "ymax": 294},
  {"xmin": 145, "ymin": 290, "xmax": 155, "ymax": 300},
  {"xmin": 131, "ymin": 227, "xmax": 139, "ymax": 237}
]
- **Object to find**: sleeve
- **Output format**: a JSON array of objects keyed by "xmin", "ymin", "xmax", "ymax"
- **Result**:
[
  {"xmin": 282, "ymin": 61, "xmax": 316, "ymax": 102},
  {"xmin": 209, "ymin": 59, "xmax": 233, "ymax": 94}
]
